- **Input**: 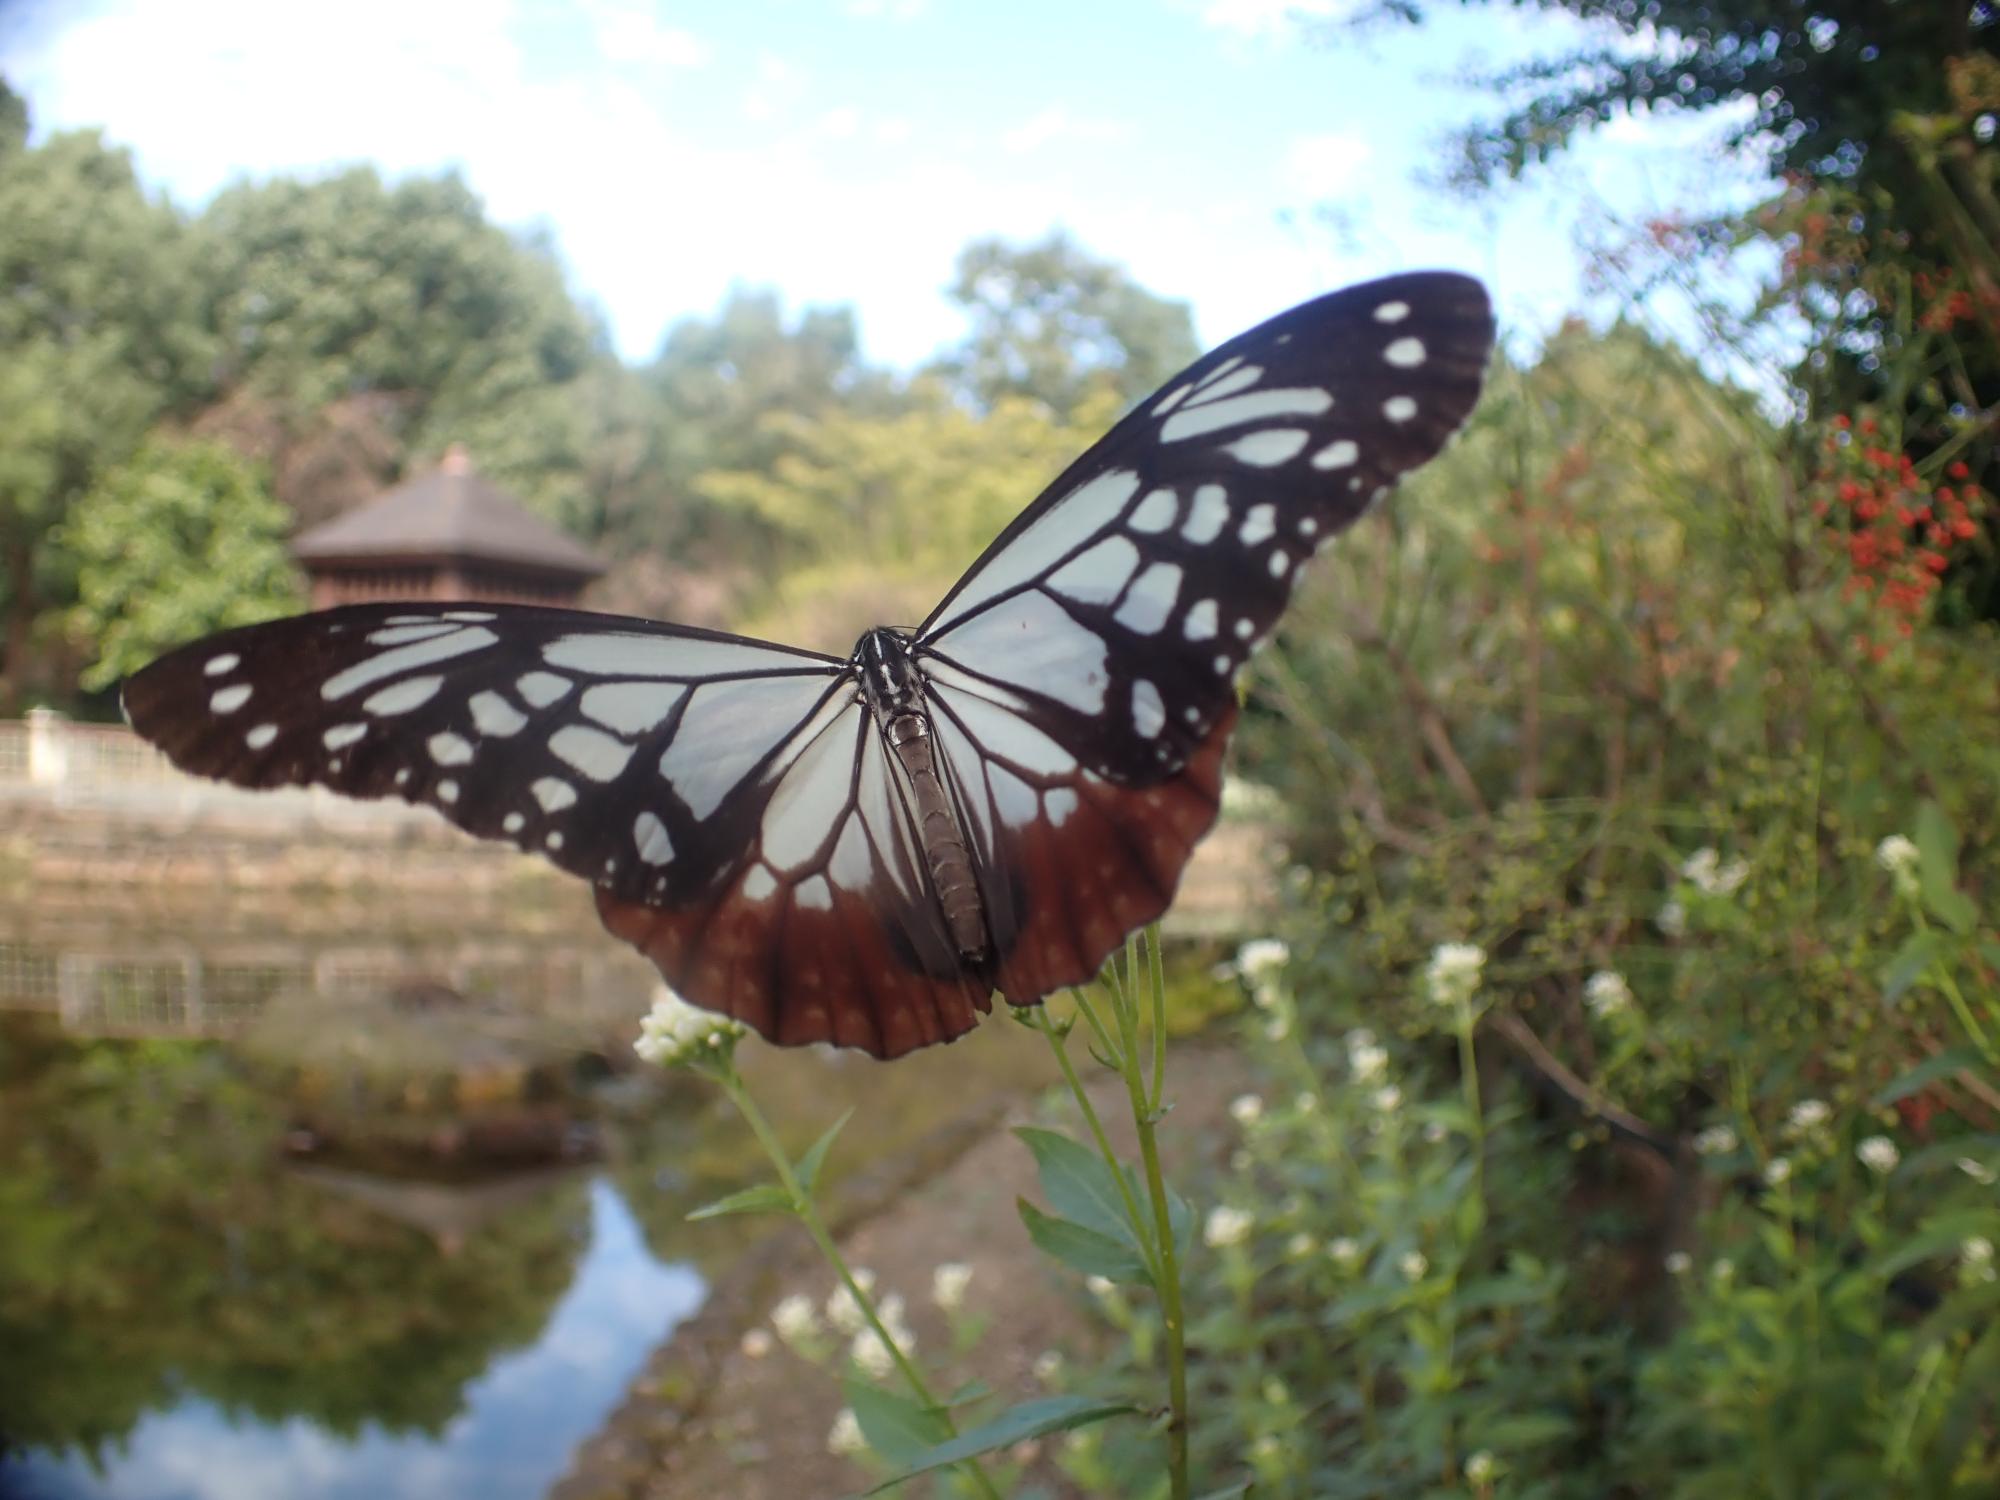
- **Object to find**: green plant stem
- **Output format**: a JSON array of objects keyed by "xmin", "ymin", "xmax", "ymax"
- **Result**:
[
  {"xmin": 1456, "ymin": 994, "xmax": 1486, "ymax": 1201},
  {"xmin": 717, "ymin": 1063, "xmax": 1003, "ymax": 1500},
  {"xmin": 1117, "ymin": 932, "xmax": 1191, "ymax": 1500},
  {"xmin": 1908, "ymin": 906, "xmax": 1999, "ymax": 1063},
  {"xmin": 1038, "ymin": 1005, "xmax": 1160, "ymax": 1281}
]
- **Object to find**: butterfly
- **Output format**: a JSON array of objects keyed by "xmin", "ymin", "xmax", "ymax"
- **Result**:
[{"xmin": 122, "ymin": 271, "xmax": 1495, "ymax": 1059}]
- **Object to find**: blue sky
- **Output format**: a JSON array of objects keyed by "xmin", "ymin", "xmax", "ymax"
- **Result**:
[{"xmin": 0, "ymin": 0, "xmax": 1771, "ymax": 367}]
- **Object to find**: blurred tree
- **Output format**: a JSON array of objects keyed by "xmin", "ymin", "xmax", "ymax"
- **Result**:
[
  {"xmin": 197, "ymin": 168, "xmax": 608, "ymax": 533},
  {"xmin": 0, "ymin": 114, "xmax": 210, "ymax": 710},
  {"xmin": 63, "ymin": 438, "xmax": 303, "ymax": 691},
  {"xmin": 936, "ymin": 231, "xmax": 1199, "ymax": 420}
]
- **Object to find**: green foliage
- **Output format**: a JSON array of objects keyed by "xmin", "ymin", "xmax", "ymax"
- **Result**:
[
  {"xmin": 64, "ymin": 437, "xmax": 303, "ymax": 689},
  {"xmin": 938, "ymin": 232, "xmax": 1200, "ymax": 420}
]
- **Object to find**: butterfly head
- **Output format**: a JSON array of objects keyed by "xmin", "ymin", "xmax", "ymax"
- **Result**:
[{"xmin": 853, "ymin": 626, "xmax": 923, "ymax": 721}]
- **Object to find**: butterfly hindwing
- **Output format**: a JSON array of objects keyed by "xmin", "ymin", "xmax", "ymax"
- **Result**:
[{"xmin": 918, "ymin": 271, "xmax": 1494, "ymax": 787}]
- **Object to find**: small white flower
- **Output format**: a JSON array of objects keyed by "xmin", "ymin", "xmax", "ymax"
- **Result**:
[
  {"xmin": 1787, "ymin": 1099, "xmax": 1832, "ymax": 1134},
  {"xmin": 1465, "ymin": 1450, "xmax": 1498, "ymax": 1484},
  {"xmin": 739, "ymin": 1327, "xmax": 774, "ymax": 1359},
  {"xmin": 1250, "ymin": 1433, "xmax": 1282, "ymax": 1462},
  {"xmin": 827, "ymin": 1406, "xmax": 866, "ymax": 1457},
  {"xmin": 1694, "ymin": 1124, "xmax": 1739, "ymax": 1156},
  {"xmin": 1372, "ymin": 1085, "xmax": 1402, "ymax": 1112},
  {"xmin": 1765, "ymin": 1157, "xmax": 1792, "ymax": 1186},
  {"xmin": 770, "ymin": 1293, "xmax": 819, "ymax": 1345},
  {"xmin": 633, "ymin": 984, "xmax": 746, "ymax": 1067},
  {"xmin": 1664, "ymin": 1251, "xmax": 1692, "ymax": 1275},
  {"xmin": 1958, "ymin": 1156, "xmax": 1998, "ymax": 1186},
  {"xmin": 931, "ymin": 1262, "xmax": 973, "ymax": 1313},
  {"xmin": 1715, "ymin": 856, "xmax": 1749, "ymax": 894},
  {"xmin": 1424, "ymin": 942, "xmax": 1486, "ymax": 1009},
  {"xmin": 1584, "ymin": 969, "xmax": 1634, "ymax": 1018},
  {"xmin": 1205, "ymin": 1205, "xmax": 1253, "ymax": 1247},
  {"xmin": 1236, "ymin": 937, "xmax": 1291, "ymax": 982},
  {"xmin": 824, "ymin": 1269, "xmax": 877, "ymax": 1336},
  {"xmin": 1286, "ymin": 1231, "xmax": 1318, "ymax": 1258},
  {"xmin": 1857, "ymin": 1136, "xmax": 1900, "ymax": 1174},
  {"xmin": 1033, "ymin": 1350, "xmax": 1065, "ymax": 1383},
  {"xmin": 1230, "ymin": 1093, "xmax": 1265, "ymax": 1126},
  {"xmin": 1328, "ymin": 1236, "xmax": 1363, "ymax": 1269},
  {"xmin": 851, "ymin": 1328, "xmax": 897, "ymax": 1379},
  {"xmin": 1398, "ymin": 1250, "xmax": 1429, "ymax": 1281},
  {"xmin": 1712, "ymin": 1257, "xmax": 1735, "ymax": 1281},
  {"xmin": 1876, "ymin": 834, "xmax": 1921, "ymax": 895},
  {"xmin": 1965, "ymin": 1238, "xmax": 1998, "ymax": 1284},
  {"xmin": 1680, "ymin": 846, "xmax": 1749, "ymax": 896},
  {"xmin": 1084, "ymin": 1275, "xmax": 1115, "ymax": 1298},
  {"xmin": 1349, "ymin": 1041, "xmax": 1389, "ymax": 1083},
  {"xmin": 1656, "ymin": 899, "xmax": 1687, "ymax": 938}
]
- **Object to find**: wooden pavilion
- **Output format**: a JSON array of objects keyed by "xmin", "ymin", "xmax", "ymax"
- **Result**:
[{"xmin": 291, "ymin": 445, "xmax": 603, "ymax": 610}]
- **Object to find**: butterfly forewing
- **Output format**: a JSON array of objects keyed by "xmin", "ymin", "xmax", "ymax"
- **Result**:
[{"xmin": 918, "ymin": 271, "xmax": 1494, "ymax": 787}]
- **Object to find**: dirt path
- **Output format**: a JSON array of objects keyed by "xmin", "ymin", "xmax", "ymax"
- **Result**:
[{"xmin": 554, "ymin": 1041, "xmax": 1255, "ymax": 1500}]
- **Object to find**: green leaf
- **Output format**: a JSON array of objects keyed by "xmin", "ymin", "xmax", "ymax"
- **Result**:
[
  {"xmin": 842, "ymin": 1377, "xmax": 953, "ymax": 1466},
  {"xmin": 1014, "ymin": 1127, "xmax": 1143, "ymax": 1248},
  {"xmin": 1868, "ymin": 1210, "xmax": 2000, "ymax": 1279},
  {"xmin": 863, "ymin": 1396, "xmax": 1139, "ymax": 1493},
  {"xmin": 685, "ymin": 1182, "xmax": 793, "ymax": 1221},
  {"xmin": 1166, "ymin": 1183, "xmax": 1195, "ymax": 1262},
  {"xmin": 1915, "ymin": 802, "xmax": 1976, "ymax": 933},
  {"xmin": 1880, "ymin": 931, "xmax": 1945, "ymax": 1001},
  {"xmin": 1872, "ymin": 1047, "xmax": 1984, "ymax": 1107},
  {"xmin": 795, "ymin": 1107, "xmax": 854, "ymax": 1197},
  {"xmin": 1017, "ymin": 1198, "xmax": 1151, "ymax": 1284}
]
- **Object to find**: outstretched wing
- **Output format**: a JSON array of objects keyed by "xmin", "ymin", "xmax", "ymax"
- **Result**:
[
  {"xmin": 917, "ymin": 272, "xmax": 1495, "ymax": 996},
  {"xmin": 121, "ymin": 602, "xmax": 989, "ymax": 1056}
]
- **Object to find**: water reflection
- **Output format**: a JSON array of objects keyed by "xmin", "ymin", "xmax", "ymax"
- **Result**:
[{"xmin": 3, "ymin": 1178, "xmax": 700, "ymax": 1500}]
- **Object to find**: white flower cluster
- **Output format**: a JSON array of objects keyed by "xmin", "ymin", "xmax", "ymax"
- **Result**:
[
  {"xmin": 1398, "ymin": 1249, "xmax": 1429, "ymax": 1281},
  {"xmin": 1464, "ymin": 1450, "xmax": 1498, "ymax": 1485},
  {"xmin": 1875, "ymin": 833, "xmax": 1921, "ymax": 896},
  {"xmin": 1229, "ymin": 1093, "xmax": 1265, "ymax": 1127},
  {"xmin": 1584, "ymin": 969, "xmax": 1634, "ymax": 1019},
  {"xmin": 1966, "ymin": 1236, "xmax": 1995, "ymax": 1275},
  {"xmin": 850, "ymin": 1290, "xmax": 916, "ymax": 1379},
  {"xmin": 1694, "ymin": 1124, "xmax": 1738, "ymax": 1156},
  {"xmin": 827, "ymin": 1406, "xmax": 866, "ymax": 1456},
  {"xmin": 1424, "ymin": 942, "xmax": 1485, "ymax": 1010},
  {"xmin": 1856, "ymin": 1135, "xmax": 1900, "ymax": 1174},
  {"xmin": 931, "ymin": 1262, "xmax": 973, "ymax": 1313},
  {"xmin": 1204, "ymin": 1205, "xmax": 1253, "ymax": 1247},
  {"xmin": 1328, "ymin": 1236, "xmax": 1363, "ymax": 1271},
  {"xmin": 1765, "ymin": 1157, "xmax": 1793, "ymax": 1186},
  {"xmin": 1959, "ymin": 1156, "xmax": 1998, "ymax": 1186},
  {"xmin": 770, "ymin": 1292, "xmax": 819, "ymax": 1347},
  {"xmin": 1236, "ymin": 938, "xmax": 1291, "ymax": 981},
  {"xmin": 1786, "ymin": 1099, "xmax": 1832, "ymax": 1136},
  {"xmin": 1681, "ymin": 847, "xmax": 1750, "ymax": 897},
  {"xmin": 1664, "ymin": 1251, "xmax": 1693, "ymax": 1275},
  {"xmin": 1346, "ymin": 1028, "xmax": 1388, "ymax": 1083},
  {"xmin": 632, "ymin": 984, "xmax": 746, "ymax": 1068}
]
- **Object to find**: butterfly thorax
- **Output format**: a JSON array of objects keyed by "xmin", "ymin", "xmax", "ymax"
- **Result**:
[{"xmin": 853, "ymin": 627, "xmax": 988, "ymax": 964}]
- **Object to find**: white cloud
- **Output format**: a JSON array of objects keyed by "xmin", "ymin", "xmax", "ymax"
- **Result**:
[
  {"xmin": 843, "ymin": 0, "xmax": 929, "ymax": 17},
  {"xmin": 581, "ymin": 0, "xmax": 710, "ymax": 68},
  {"xmin": 1197, "ymin": 0, "xmax": 1351, "ymax": 39},
  {"xmin": 1000, "ymin": 106, "xmax": 1134, "ymax": 155},
  {"xmin": 742, "ymin": 51, "xmax": 804, "ymax": 122},
  {"xmin": 1282, "ymin": 130, "xmax": 1372, "ymax": 199}
]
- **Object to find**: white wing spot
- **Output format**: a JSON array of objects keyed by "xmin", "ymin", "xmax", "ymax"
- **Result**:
[
  {"xmin": 367, "ymin": 623, "xmax": 456, "ymax": 647},
  {"xmin": 1184, "ymin": 705, "xmax": 1201, "ymax": 724},
  {"xmin": 321, "ymin": 627, "xmax": 496, "ymax": 701},
  {"xmin": 545, "ymin": 632, "xmax": 812, "ymax": 679},
  {"xmin": 204, "ymin": 654, "xmax": 239, "ymax": 677},
  {"xmin": 245, "ymin": 724, "xmax": 277, "ymax": 750},
  {"xmin": 437, "ymin": 779, "xmax": 459, "ymax": 804},
  {"xmin": 428, "ymin": 732, "xmax": 473, "ymax": 766},
  {"xmin": 1044, "ymin": 788, "xmax": 1079, "ymax": 826},
  {"xmin": 1383, "ymin": 396, "xmax": 1418, "ymax": 423},
  {"xmin": 394, "ymin": 768, "xmax": 411, "ymax": 786},
  {"xmin": 323, "ymin": 723, "xmax": 366, "ymax": 750},
  {"xmin": 364, "ymin": 675, "xmax": 443, "ymax": 717},
  {"xmin": 1128, "ymin": 487, "xmax": 1178, "ymax": 533},
  {"xmin": 1132, "ymin": 678, "xmax": 1166, "ymax": 738},
  {"xmin": 546, "ymin": 831, "xmax": 565, "ymax": 851},
  {"xmin": 210, "ymin": 684, "xmax": 252, "ymax": 714},
  {"xmin": 582, "ymin": 680, "xmax": 687, "ymax": 736},
  {"xmin": 1235, "ymin": 618, "xmax": 1256, "ymax": 640},
  {"xmin": 1269, "ymin": 550, "xmax": 1291, "ymax": 577},
  {"xmin": 940, "ymin": 469, "xmax": 1141, "ymax": 622},
  {"xmin": 1374, "ymin": 300, "xmax": 1410, "ymax": 323},
  {"xmin": 796, "ymin": 876, "xmax": 834, "ymax": 911},
  {"xmin": 1180, "ymin": 483, "xmax": 1230, "ymax": 543},
  {"xmin": 989, "ymin": 767, "xmax": 1039, "ymax": 829},
  {"xmin": 1312, "ymin": 440, "xmax": 1359, "ymax": 470},
  {"xmin": 550, "ymin": 725, "xmax": 633, "ymax": 783},
  {"xmin": 1151, "ymin": 382, "xmax": 1193, "ymax": 416},
  {"xmin": 469, "ymin": 690, "xmax": 527, "ymax": 737},
  {"xmin": 633, "ymin": 811, "xmax": 674, "ymax": 865},
  {"xmin": 1384, "ymin": 337, "xmax": 1426, "ymax": 367},
  {"xmin": 1188, "ymin": 360, "xmax": 1260, "ymax": 401},
  {"xmin": 503, "ymin": 812, "xmax": 525, "ymax": 833},
  {"xmin": 517, "ymin": 671, "xmax": 572, "ymax": 708},
  {"xmin": 532, "ymin": 777, "xmax": 577, "ymax": 812},
  {"xmin": 1048, "ymin": 534, "xmax": 1142, "ymax": 606},
  {"xmin": 1162, "ymin": 387, "xmax": 1331, "ymax": 441},
  {"xmin": 444, "ymin": 610, "xmax": 496, "ymax": 622},
  {"xmin": 1223, "ymin": 429, "xmax": 1310, "ymax": 467},
  {"xmin": 1113, "ymin": 562, "xmax": 1182, "ymax": 635},
  {"xmin": 743, "ymin": 864, "xmax": 778, "ymax": 902},
  {"xmin": 936, "ymin": 592, "xmax": 1109, "ymax": 715},
  {"xmin": 1238, "ymin": 505, "xmax": 1276, "ymax": 545},
  {"xmin": 1299, "ymin": 517, "xmax": 1319, "ymax": 537},
  {"xmin": 1184, "ymin": 598, "xmax": 1219, "ymax": 642},
  {"xmin": 1191, "ymin": 355, "xmax": 1246, "ymax": 390},
  {"xmin": 1214, "ymin": 654, "xmax": 1232, "ymax": 674}
]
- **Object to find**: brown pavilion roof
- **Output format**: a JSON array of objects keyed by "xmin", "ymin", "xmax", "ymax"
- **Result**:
[{"xmin": 291, "ymin": 446, "xmax": 604, "ymax": 580}]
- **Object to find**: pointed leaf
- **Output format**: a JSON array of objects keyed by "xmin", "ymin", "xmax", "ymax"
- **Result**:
[
  {"xmin": 1873, "ymin": 1047, "xmax": 1984, "ymax": 1107},
  {"xmin": 1018, "ymin": 1198, "xmax": 1151, "ymax": 1284},
  {"xmin": 796, "ymin": 1107, "xmax": 854, "ymax": 1197},
  {"xmin": 842, "ymin": 1377, "xmax": 953, "ymax": 1466},
  {"xmin": 1880, "ymin": 931, "xmax": 1945, "ymax": 1001},
  {"xmin": 1915, "ymin": 803, "xmax": 1975, "ymax": 933},
  {"xmin": 863, "ymin": 1396, "xmax": 1139, "ymax": 1493},
  {"xmin": 1014, "ymin": 1127, "xmax": 1143, "ymax": 1248},
  {"xmin": 686, "ymin": 1182, "xmax": 793, "ymax": 1221}
]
